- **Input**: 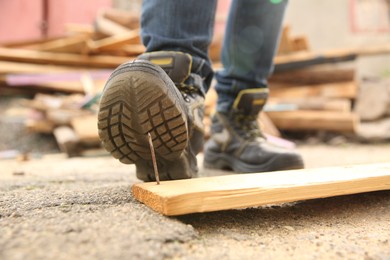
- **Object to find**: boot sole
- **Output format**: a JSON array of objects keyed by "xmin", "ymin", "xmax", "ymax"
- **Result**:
[
  {"xmin": 98, "ymin": 60, "xmax": 191, "ymax": 181},
  {"xmin": 203, "ymin": 151, "xmax": 304, "ymax": 173}
]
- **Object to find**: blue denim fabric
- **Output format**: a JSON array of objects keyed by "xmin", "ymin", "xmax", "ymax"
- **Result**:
[{"xmin": 141, "ymin": 0, "xmax": 287, "ymax": 112}]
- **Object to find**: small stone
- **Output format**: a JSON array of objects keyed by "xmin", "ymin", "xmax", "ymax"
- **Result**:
[
  {"xmin": 10, "ymin": 212, "xmax": 22, "ymax": 218},
  {"xmin": 283, "ymin": 225, "xmax": 295, "ymax": 231},
  {"xmin": 13, "ymin": 171, "xmax": 25, "ymax": 176},
  {"xmin": 59, "ymin": 203, "xmax": 72, "ymax": 213}
]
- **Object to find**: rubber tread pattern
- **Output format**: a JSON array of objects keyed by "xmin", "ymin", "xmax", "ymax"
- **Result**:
[{"xmin": 98, "ymin": 61, "xmax": 188, "ymax": 166}]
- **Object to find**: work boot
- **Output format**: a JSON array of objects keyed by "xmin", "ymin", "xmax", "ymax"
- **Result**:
[
  {"xmin": 204, "ymin": 88, "xmax": 304, "ymax": 172},
  {"xmin": 98, "ymin": 51, "xmax": 205, "ymax": 181}
]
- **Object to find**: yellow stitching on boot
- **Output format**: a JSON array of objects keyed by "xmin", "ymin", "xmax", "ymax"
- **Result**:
[
  {"xmin": 233, "ymin": 88, "xmax": 269, "ymax": 109},
  {"xmin": 144, "ymin": 51, "xmax": 192, "ymax": 84},
  {"xmin": 183, "ymin": 53, "xmax": 192, "ymax": 84},
  {"xmin": 253, "ymin": 99, "xmax": 266, "ymax": 106},
  {"xmin": 150, "ymin": 57, "xmax": 173, "ymax": 66}
]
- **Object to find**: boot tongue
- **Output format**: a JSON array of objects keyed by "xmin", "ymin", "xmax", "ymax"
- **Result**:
[
  {"xmin": 233, "ymin": 88, "xmax": 268, "ymax": 115},
  {"xmin": 138, "ymin": 51, "xmax": 192, "ymax": 84}
]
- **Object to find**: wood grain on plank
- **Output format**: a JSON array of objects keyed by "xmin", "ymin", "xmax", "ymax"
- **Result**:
[
  {"xmin": 132, "ymin": 163, "xmax": 390, "ymax": 216},
  {"xmin": 266, "ymin": 110, "xmax": 358, "ymax": 132},
  {"xmin": 0, "ymin": 47, "xmax": 130, "ymax": 68}
]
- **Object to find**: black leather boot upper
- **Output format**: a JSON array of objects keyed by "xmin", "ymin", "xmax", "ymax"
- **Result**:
[
  {"xmin": 204, "ymin": 88, "xmax": 304, "ymax": 172},
  {"xmin": 138, "ymin": 51, "xmax": 207, "ymax": 175}
]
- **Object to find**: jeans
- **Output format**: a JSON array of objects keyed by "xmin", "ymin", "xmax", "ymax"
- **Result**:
[{"xmin": 141, "ymin": 0, "xmax": 287, "ymax": 112}]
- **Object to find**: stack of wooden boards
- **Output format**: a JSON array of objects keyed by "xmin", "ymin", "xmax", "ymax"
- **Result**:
[
  {"xmin": 355, "ymin": 77, "xmax": 390, "ymax": 141},
  {"xmin": 267, "ymin": 25, "xmax": 374, "ymax": 134},
  {"xmin": 1, "ymin": 8, "xmax": 390, "ymax": 156},
  {"xmin": 266, "ymin": 64, "xmax": 359, "ymax": 133},
  {"xmin": 21, "ymin": 93, "xmax": 100, "ymax": 156}
]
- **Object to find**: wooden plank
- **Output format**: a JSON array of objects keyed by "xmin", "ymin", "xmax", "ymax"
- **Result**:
[
  {"xmin": 53, "ymin": 126, "xmax": 80, "ymax": 157},
  {"xmin": 119, "ymin": 44, "xmax": 146, "ymax": 56},
  {"xmin": 277, "ymin": 26, "xmax": 293, "ymax": 55},
  {"xmin": 4, "ymin": 71, "xmax": 109, "ymax": 94},
  {"xmin": 1, "ymin": 36, "xmax": 65, "ymax": 48},
  {"xmin": 274, "ymin": 44, "xmax": 390, "ymax": 71},
  {"xmin": 216, "ymin": 44, "xmax": 380, "ymax": 70},
  {"xmin": 212, "ymin": 44, "xmax": 390, "ymax": 71},
  {"xmin": 357, "ymin": 118, "xmax": 390, "ymax": 141},
  {"xmin": 102, "ymin": 8, "xmax": 140, "ymax": 29},
  {"xmin": 0, "ymin": 47, "xmax": 130, "ymax": 68},
  {"xmin": 267, "ymin": 98, "xmax": 352, "ymax": 112},
  {"xmin": 25, "ymin": 82, "xmax": 86, "ymax": 94},
  {"xmin": 2, "ymin": 81, "xmax": 85, "ymax": 94},
  {"xmin": 132, "ymin": 163, "xmax": 390, "ymax": 216},
  {"xmin": 47, "ymin": 109, "xmax": 93, "ymax": 125},
  {"xmin": 95, "ymin": 15, "xmax": 133, "ymax": 36},
  {"xmin": 87, "ymin": 30, "xmax": 141, "ymax": 52},
  {"xmin": 65, "ymin": 23, "xmax": 95, "ymax": 36},
  {"xmin": 355, "ymin": 78, "xmax": 390, "ymax": 121},
  {"xmin": 269, "ymin": 68, "xmax": 355, "ymax": 85},
  {"xmin": 269, "ymin": 81, "xmax": 358, "ymax": 99},
  {"xmin": 0, "ymin": 61, "xmax": 82, "ymax": 74},
  {"xmin": 25, "ymin": 119, "xmax": 55, "ymax": 134},
  {"xmin": 266, "ymin": 110, "xmax": 358, "ymax": 132},
  {"xmin": 24, "ymin": 35, "xmax": 89, "ymax": 54},
  {"xmin": 355, "ymin": 44, "xmax": 390, "ymax": 56},
  {"xmin": 5, "ymin": 71, "xmax": 110, "ymax": 85},
  {"xmin": 274, "ymin": 50, "xmax": 356, "ymax": 71},
  {"xmin": 71, "ymin": 115, "xmax": 99, "ymax": 144},
  {"xmin": 291, "ymin": 36, "xmax": 310, "ymax": 52}
]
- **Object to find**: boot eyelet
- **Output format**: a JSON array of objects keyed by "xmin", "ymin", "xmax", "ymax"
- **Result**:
[{"xmin": 182, "ymin": 94, "xmax": 190, "ymax": 102}]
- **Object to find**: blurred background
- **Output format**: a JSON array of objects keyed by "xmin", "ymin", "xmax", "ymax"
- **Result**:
[
  {"xmin": 1, "ymin": 0, "xmax": 389, "ymax": 74},
  {"xmin": 1, "ymin": 2, "xmax": 390, "ymax": 259},
  {"xmin": 0, "ymin": 0, "xmax": 389, "ymax": 159}
]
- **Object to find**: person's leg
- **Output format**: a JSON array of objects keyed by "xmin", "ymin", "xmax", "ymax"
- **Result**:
[
  {"xmin": 141, "ymin": 0, "xmax": 217, "ymax": 92},
  {"xmin": 216, "ymin": 0, "xmax": 287, "ymax": 112},
  {"xmin": 98, "ymin": 0, "xmax": 217, "ymax": 181},
  {"xmin": 141, "ymin": 0, "xmax": 216, "ymax": 63},
  {"xmin": 204, "ymin": 0, "xmax": 304, "ymax": 172}
]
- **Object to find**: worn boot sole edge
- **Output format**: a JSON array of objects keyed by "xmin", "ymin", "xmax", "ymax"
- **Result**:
[
  {"xmin": 203, "ymin": 151, "xmax": 304, "ymax": 173},
  {"xmin": 98, "ymin": 60, "xmax": 192, "ymax": 181},
  {"xmin": 135, "ymin": 150, "xmax": 195, "ymax": 181}
]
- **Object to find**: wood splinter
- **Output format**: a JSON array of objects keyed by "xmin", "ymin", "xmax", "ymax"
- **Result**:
[{"xmin": 147, "ymin": 132, "xmax": 160, "ymax": 185}]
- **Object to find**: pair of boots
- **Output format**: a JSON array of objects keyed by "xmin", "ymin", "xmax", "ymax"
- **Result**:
[{"xmin": 98, "ymin": 52, "xmax": 303, "ymax": 181}]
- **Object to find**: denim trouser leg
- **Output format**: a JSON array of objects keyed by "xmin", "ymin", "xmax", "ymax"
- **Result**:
[
  {"xmin": 141, "ymin": 0, "xmax": 217, "ymax": 92},
  {"xmin": 215, "ymin": 0, "xmax": 288, "ymax": 112}
]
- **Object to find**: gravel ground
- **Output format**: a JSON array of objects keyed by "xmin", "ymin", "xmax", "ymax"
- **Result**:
[
  {"xmin": 1, "ymin": 96, "xmax": 390, "ymax": 259},
  {"xmin": 1, "ymin": 144, "xmax": 390, "ymax": 260},
  {"xmin": 0, "ymin": 96, "xmax": 59, "ymax": 155}
]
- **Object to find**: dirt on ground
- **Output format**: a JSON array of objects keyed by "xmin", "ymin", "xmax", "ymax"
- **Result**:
[
  {"xmin": 0, "ymin": 96, "xmax": 390, "ymax": 259},
  {"xmin": 0, "ymin": 143, "xmax": 390, "ymax": 260}
]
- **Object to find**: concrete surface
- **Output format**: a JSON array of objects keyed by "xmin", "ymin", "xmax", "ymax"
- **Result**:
[{"xmin": 1, "ymin": 144, "xmax": 390, "ymax": 259}]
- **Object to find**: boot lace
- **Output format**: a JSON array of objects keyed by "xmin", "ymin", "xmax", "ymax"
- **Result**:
[
  {"xmin": 176, "ymin": 84, "xmax": 199, "ymax": 102},
  {"xmin": 176, "ymin": 73, "xmax": 205, "ymax": 102},
  {"xmin": 231, "ymin": 112, "xmax": 264, "ymax": 141}
]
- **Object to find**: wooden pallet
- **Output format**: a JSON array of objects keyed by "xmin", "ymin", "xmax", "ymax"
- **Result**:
[{"xmin": 132, "ymin": 163, "xmax": 390, "ymax": 216}]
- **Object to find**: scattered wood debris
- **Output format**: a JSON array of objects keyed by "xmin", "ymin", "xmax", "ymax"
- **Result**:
[
  {"xmin": 355, "ymin": 77, "xmax": 390, "ymax": 141},
  {"xmin": 21, "ymin": 93, "xmax": 99, "ymax": 156},
  {"xmin": 265, "ymin": 64, "xmax": 359, "ymax": 133},
  {"xmin": 0, "ymin": 9, "xmax": 390, "ymax": 156}
]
